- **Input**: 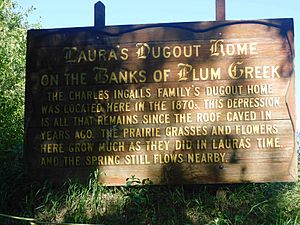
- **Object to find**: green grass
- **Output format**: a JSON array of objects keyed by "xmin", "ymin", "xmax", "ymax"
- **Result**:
[{"xmin": 0, "ymin": 154, "xmax": 299, "ymax": 225}]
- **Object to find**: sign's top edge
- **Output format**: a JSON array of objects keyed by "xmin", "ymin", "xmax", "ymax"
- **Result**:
[{"xmin": 27, "ymin": 18, "xmax": 294, "ymax": 33}]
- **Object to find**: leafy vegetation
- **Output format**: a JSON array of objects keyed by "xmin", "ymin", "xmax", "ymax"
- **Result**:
[
  {"xmin": 0, "ymin": 163, "xmax": 299, "ymax": 225},
  {"xmin": 0, "ymin": 0, "xmax": 31, "ymax": 152},
  {"xmin": 0, "ymin": 1, "xmax": 299, "ymax": 224}
]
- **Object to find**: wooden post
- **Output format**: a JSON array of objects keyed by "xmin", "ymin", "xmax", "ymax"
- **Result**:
[
  {"xmin": 216, "ymin": 0, "xmax": 226, "ymax": 21},
  {"xmin": 94, "ymin": 1, "xmax": 105, "ymax": 27}
]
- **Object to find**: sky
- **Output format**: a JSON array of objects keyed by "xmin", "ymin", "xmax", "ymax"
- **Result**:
[{"xmin": 16, "ymin": 0, "xmax": 300, "ymax": 130}]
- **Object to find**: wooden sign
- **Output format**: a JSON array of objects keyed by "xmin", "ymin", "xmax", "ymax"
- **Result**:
[{"xmin": 25, "ymin": 18, "xmax": 297, "ymax": 185}]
